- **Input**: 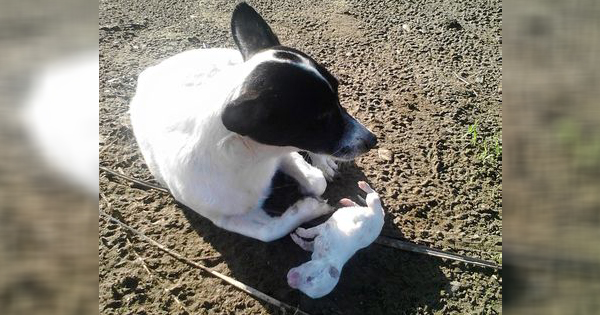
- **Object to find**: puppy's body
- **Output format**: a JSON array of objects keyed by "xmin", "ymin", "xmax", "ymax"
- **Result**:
[
  {"xmin": 287, "ymin": 181, "xmax": 385, "ymax": 298},
  {"xmin": 129, "ymin": 3, "xmax": 376, "ymax": 242}
]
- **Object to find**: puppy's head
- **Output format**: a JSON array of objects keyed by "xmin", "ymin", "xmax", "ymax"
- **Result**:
[
  {"xmin": 287, "ymin": 260, "xmax": 340, "ymax": 298},
  {"xmin": 222, "ymin": 2, "xmax": 377, "ymax": 160}
]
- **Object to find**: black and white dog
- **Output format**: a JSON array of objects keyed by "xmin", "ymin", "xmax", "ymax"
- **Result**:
[{"xmin": 129, "ymin": 2, "xmax": 377, "ymax": 241}]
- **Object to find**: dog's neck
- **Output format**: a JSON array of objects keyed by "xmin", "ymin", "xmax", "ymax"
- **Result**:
[
  {"xmin": 210, "ymin": 128, "xmax": 291, "ymax": 201},
  {"xmin": 184, "ymin": 52, "xmax": 295, "ymax": 183},
  {"xmin": 217, "ymin": 128, "xmax": 293, "ymax": 164}
]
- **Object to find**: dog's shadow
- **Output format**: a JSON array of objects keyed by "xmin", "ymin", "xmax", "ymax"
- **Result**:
[{"xmin": 180, "ymin": 162, "xmax": 449, "ymax": 314}]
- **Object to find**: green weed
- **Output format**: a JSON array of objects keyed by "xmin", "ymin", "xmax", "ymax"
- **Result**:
[
  {"xmin": 479, "ymin": 139, "xmax": 490, "ymax": 160},
  {"xmin": 494, "ymin": 135, "xmax": 502, "ymax": 157},
  {"xmin": 467, "ymin": 120, "xmax": 479, "ymax": 146},
  {"xmin": 466, "ymin": 122, "xmax": 501, "ymax": 162}
]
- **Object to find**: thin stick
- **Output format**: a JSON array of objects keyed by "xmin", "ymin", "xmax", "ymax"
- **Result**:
[
  {"xmin": 164, "ymin": 284, "xmax": 192, "ymax": 314},
  {"xmin": 100, "ymin": 166, "xmax": 169, "ymax": 193},
  {"xmin": 100, "ymin": 165, "xmax": 500, "ymax": 270},
  {"xmin": 99, "ymin": 204, "xmax": 309, "ymax": 315},
  {"xmin": 355, "ymin": 193, "xmax": 500, "ymax": 269},
  {"xmin": 380, "ymin": 231, "xmax": 499, "ymax": 255},
  {"xmin": 453, "ymin": 72, "xmax": 472, "ymax": 86},
  {"xmin": 99, "ymin": 138, "xmax": 119, "ymax": 156},
  {"xmin": 102, "ymin": 193, "xmax": 192, "ymax": 313},
  {"xmin": 375, "ymin": 236, "xmax": 501, "ymax": 270},
  {"xmin": 126, "ymin": 237, "xmax": 153, "ymax": 278},
  {"xmin": 100, "ymin": 196, "xmax": 220, "ymax": 263}
]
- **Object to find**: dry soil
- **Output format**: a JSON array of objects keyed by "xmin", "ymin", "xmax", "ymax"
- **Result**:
[{"xmin": 99, "ymin": 0, "xmax": 502, "ymax": 314}]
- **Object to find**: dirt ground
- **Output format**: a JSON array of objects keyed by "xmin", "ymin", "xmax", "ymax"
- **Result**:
[{"xmin": 99, "ymin": 0, "xmax": 502, "ymax": 314}]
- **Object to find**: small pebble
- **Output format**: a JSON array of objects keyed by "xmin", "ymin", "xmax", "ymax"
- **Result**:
[
  {"xmin": 450, "ymin": 281, "xmax": 461, "ymax": 292},
  {"xmin": 402, "ymin": 24, "xmax": 411, "ymax": 32},
  {"xmin": 378, "ymin": 148, "xmax": 393, "ymax": 161}
]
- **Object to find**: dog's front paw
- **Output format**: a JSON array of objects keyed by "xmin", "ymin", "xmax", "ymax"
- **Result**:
[
  {"xmin": 301, "ymin": 169, "xmax": 327, "ymax": 196},
  {"xmin": 309, "ymin": 154, "xmax": 338, "ymax": 181},
  {"xmin": 294, "ymin": 197, "xmax": 333, "ymax": 220}
]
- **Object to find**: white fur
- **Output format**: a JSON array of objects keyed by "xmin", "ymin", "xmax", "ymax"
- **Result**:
[
  {"xmin": 287, "ymin": 181, "xmax": 385, "ymax": 298},
  {"xmin": 129, "ymin": 48, "xmax": 334, "ymax": 241}
]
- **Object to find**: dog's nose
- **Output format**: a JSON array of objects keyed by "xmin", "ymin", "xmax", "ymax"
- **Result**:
[{"xmin": 362, "ymin": 132, "xmax": 378, "ymax": 151}]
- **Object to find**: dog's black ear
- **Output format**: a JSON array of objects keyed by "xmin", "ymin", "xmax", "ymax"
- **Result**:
[
  {"xmin": 222, "ymin": 91, "xmax": 266, "ymax": 137},
  {"xmin": 231, "ymin": 2, "xmax": 280, "ymax": 60}
]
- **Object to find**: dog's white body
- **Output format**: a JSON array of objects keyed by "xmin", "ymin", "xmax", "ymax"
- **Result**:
[
  {"xmin": 131, "ymin": 48, "xmax": 261, "ymax": 208},
  {"xmin": 130, "ymin": 48, "xmax": 331, "ymax": 241},
  {"xmin": 129, "ymin": 3, "xmax": 377, "ymax": 242}
]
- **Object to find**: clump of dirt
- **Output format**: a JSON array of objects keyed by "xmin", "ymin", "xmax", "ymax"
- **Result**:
[{"xmin": 100, "ymin": 0, "xmax": 502, "ymax": 313}]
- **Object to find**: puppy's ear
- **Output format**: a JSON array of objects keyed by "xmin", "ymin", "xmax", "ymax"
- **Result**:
[{"xmin": 231, "ymin": 2, "xmax": 280, "ymax": 60}]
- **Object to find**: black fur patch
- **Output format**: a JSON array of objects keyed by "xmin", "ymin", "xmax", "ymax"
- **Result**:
[
  {"xmin": 226, "ymin": 3, "xmax": 376, "ymax": 157},
  {"xmin": 273, "ymin": 46, "xmax": 339, "ymax": 92},
  {"xmin": 222, "ymin": 60, "xmax": 348, "ymax": 154}
]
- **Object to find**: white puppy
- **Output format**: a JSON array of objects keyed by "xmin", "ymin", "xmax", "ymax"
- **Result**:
[
  {"xmin": 128, "ymin": 3, "xmax": 377, "ymax": 241},
  {"xmin": 287, "ymin": 181, "xmax": 385, "ymax": 298}
]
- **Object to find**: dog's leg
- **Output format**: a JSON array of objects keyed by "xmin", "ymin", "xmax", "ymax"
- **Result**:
[
  {"xmin": 307, "ymin": 153, "xmax": 338, "ymax": 181},
  {"xmin": 279, "ymin": 152, "xmax": 327, "ymax": 196},
  {"xmin": 214, "ymin": 197, "xmax": 332, "ymax": 242}
]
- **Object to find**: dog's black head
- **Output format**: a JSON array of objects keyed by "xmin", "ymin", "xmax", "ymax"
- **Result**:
[{"xmin": 222, "ymin": 2, "xmax": 377, "ymax": 160}]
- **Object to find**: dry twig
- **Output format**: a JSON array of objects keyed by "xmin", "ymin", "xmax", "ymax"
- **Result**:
[
  {"xmin": 100, "ymin": 166, "xmax": 169, "ymax": 193},
  {"xmin": 375, "ymin": 236, "xmax": 501, "ymax": 269},
  {"xmin": 354, "ymin": 191, "xmax": 501, "ymax": 269},
  {"xmin": 99, "ymin": 197, "xmax": 309, "ymax": 315},
  {"xmin": 453, "ymin": 72, "xmax": 472, "ymax": 85},
  {"xmin": 164, "ymin": 281, "xmax": 192, "ymax": 314},
  {"xmin": 100, "ymin": 165, "xmax": 501, "ymax": 270},
  {"xmin": 125, "ymin": 237, "xmax": 153, "ymax": 277}
]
